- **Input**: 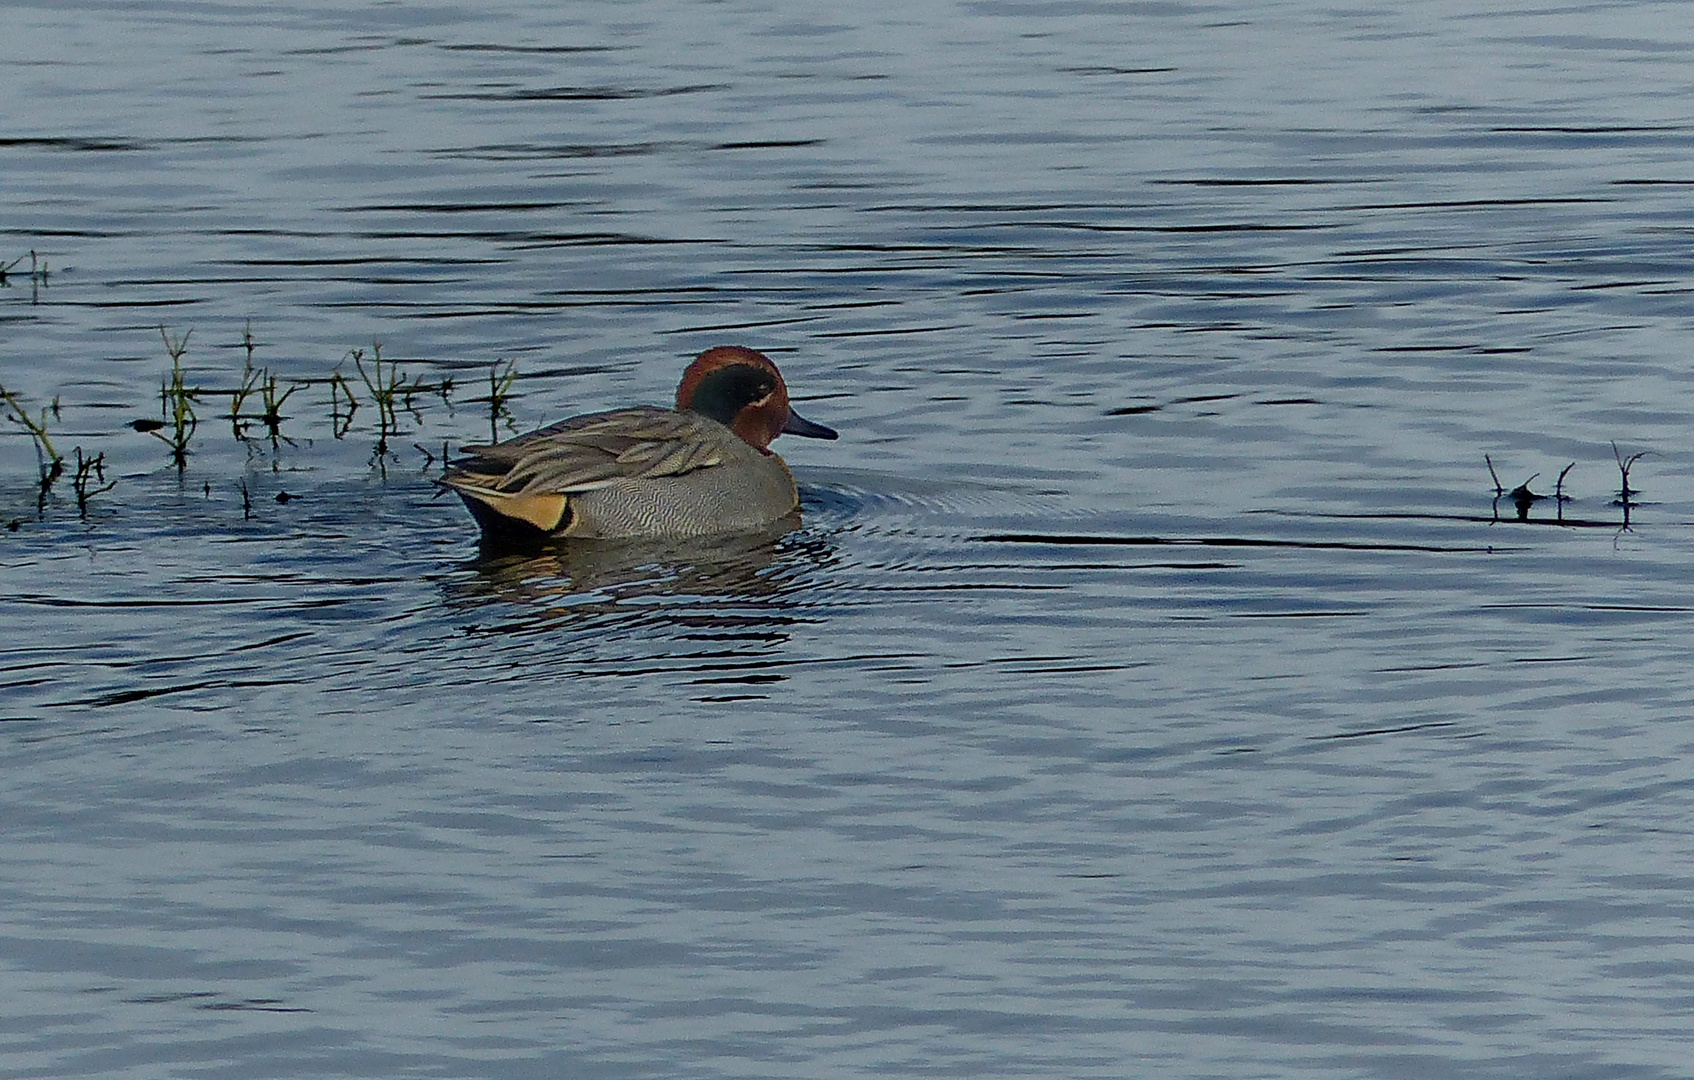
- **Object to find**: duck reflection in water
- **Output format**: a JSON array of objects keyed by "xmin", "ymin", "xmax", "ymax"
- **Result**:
[{"xmin": 443, "ymin": 518, "xmax": 840, "ymax": 653}]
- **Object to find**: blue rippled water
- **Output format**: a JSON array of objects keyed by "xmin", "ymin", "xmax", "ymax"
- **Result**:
[{"xmin": 5, "ymin": 1, "xmax": 1694, "ymax": 1077}]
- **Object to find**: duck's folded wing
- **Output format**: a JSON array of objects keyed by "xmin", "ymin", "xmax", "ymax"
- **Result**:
[{"xmin": 445, "ymin": 407, "xmax": 729, "ymax": 497}]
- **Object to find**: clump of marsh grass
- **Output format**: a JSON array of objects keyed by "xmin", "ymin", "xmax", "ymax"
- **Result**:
[
  {"xmin": 350, "ymin": 342, "xmax": 410, "ymax": 448},
  {"xmin": 5, "ymin": 320, "xmax": 519, "ymax": 525},
  {"xmin": 228, "ymin": 322, "xmax": 264, "ymax": 437},
  {"xmin": 227, "ymin": 362, "xmax": 301, "ymax": 441},
  {"xmin": 226, "ymin": 340, "xmax": 306, "ymax": 446},
  {"xmin": 335, "ymin": 343, "xmax": 454, "ymax": 465},
  {"xmin": 0, "ymin": 383, "xmax": 65, "ymax": 498},
  {"xmin": 340, "ymin": 343, "xmax": 414, "ymax": 466},
  {"xmin": 0, "ymin": 385, "xmax": 110, "ymax": 519},
  {"xmin": 224, "ymin": 325, "xmax": 303, "ymax": 444},
  {"xmin": 148, "ymin": 326, "xmax": 200, "ymax": 468},
  {"xmin": 229, "ymin": 361, "xmax": 263, "ymax": 437},
  {"xmin": 256, "ymin": 371, "xmax": 300, "ymax": 440}
]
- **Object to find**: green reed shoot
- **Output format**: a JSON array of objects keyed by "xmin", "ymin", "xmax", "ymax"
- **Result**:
[
  {"xmin": 0, "ymin": 383, "xmax": 65, "ymax": 492},
  {"xmin": 328, "ymin": 369, "xmax": 358, "ymax": 437},
  {"xmin": 258, "ymin": 372, "xmax": 299, "ymax": 438},
  {"xmin": 153, "ymin": 326, "xmax": 199, "ymax": 467},
  {"xmin": 229, "ymin": 356, "xmax": 264, "ymax": 437},
  {"xmin": 347, "ymin": 342, "xmax": 440, "ymax": 457},
  {"xmin": 484, "ymin": 359, "xmax": 518, "ymax": 442},
  {"xmin": 226, "ymin": 323, "xmax": 260, "ymax": 433},
  {"xmin": 349, "ymin": 342, "xmax": 401, "ymax": 440},
  {"xmin": 221, "ymin": 326, "xmax": 302, "ymax": 442}
]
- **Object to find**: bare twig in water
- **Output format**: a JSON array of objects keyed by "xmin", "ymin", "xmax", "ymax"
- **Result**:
[
  {"xmin": 1554, "ymin": 462, "xmax": 1575, "ymax": 522},
  {"xmin": 8, "ymin": 250, "xmax": 50, "ymax": 303},
  {"xmin": 0, "ymin": 251, "xmax": 45, "ymax": 288},
  {"xmin": 1612, "ymin": 441, "xmax": 1646, "ymax": 502},
  {"xmin": 413, "ymin": 439, "xmax": 451, "ymax": 476},
  {"xmin": 71, "ymin": 448, "xmax": 114, "ymax": 517},
  {"xmin": 1612, "ymin": 441, "xmax": 1647, "ymax": 528}
]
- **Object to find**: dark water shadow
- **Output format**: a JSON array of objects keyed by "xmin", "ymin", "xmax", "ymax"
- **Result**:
[{"xmin": 440, "ymin": 517, "xmax": 842, "ymax": 654}]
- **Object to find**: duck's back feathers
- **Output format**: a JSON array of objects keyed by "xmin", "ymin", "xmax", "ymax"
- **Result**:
[
  {"xmin": 442, "ymin": 406, "xmax": 796, "ymax": 540},
  {"xmin": 451, "ymin": 408, "xmax": 729, "ymax": 495}
]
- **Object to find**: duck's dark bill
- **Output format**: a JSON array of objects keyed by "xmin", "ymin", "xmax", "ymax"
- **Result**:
[{"xmin": 783, "ymin": 409, "xmax": 839, "ymax": 440}]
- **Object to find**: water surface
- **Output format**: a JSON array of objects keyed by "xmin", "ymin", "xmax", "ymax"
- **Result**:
[{"xmin": 5, "ymin": 1, "xmax": 1694, "ymax": 1077}]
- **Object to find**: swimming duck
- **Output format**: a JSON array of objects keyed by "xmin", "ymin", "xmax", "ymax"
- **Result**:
[{"xmin": 442, "ymin": 346, "xmax": 838, "ymax": 543}]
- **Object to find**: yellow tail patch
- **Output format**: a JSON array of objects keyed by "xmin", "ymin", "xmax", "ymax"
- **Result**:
[{"xmin": 468, "ymin": 490, "xmax": 568, "ymax": 532}]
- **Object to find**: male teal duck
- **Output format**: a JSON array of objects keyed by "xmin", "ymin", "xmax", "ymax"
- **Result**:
[{"xmin": 442, "ymin": 346, "xmax": 838, "ymax": 543}]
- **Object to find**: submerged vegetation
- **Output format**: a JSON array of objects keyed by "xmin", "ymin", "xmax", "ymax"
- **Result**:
[
  {"xmin": 71, "ymin": 448, "xmax": 113, "ymax": 516},
  {"xmin": 0, "ymin": 250, "xmax": 51, "ymax": 301},
  {"xmin": 1, "ymin": 382, "xmax": 68, "ymax": 521},
  {"xmin": 3, "ymin": 321, "xmax": 520, "ymax": 525},
  {"xmin": 229, "ymin": 322, "xmax": 301, "ymax": 442},
  {"xmin": 1484, "ymin": 448, "xmax": 1646, "ymax": 529},
  {"xmin": 341, "ymin": 342, "xmax": 454, "ymax": 462},
  {"xmin": 154, "ymin": 327, "xmax": 198, "ymax": 467},
  {"xmin": 0, "ymin": 382, "xmax": 64, "ymax": 491},
  {"xmin": 0, "ymin": 314, "xmax": 1661, "ymax": 538},
  {"xmin": 2, "ymin": 376, "xmax": 112, "ymax": 519},
  {"xmin": 482, "ymin": 358, "xmax": 520, "ymax": 443}
]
